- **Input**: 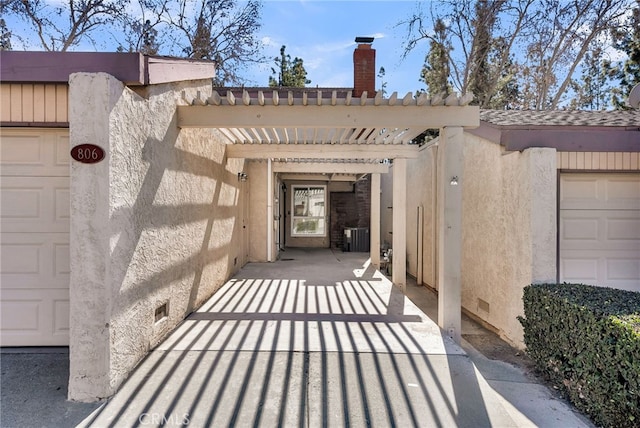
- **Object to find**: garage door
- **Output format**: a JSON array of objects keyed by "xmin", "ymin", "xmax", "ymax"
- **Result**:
[
  {"xmin": 560, "ymin": 173, "xmax": 640, "ymax": 292},
  {"xmin": 1, "ymin": 129, "xmax": 70, "ymax": 346}
]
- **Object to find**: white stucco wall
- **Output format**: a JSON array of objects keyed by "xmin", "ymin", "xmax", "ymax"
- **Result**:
[
  {"xmin": 461, "ymin": 135, "xmax": 556, "ymax": 347},
  {"xmin": 380, "ymin": 149, "xmax": 437, "ymax": 287},
  {"xmin": 383, "ymin": 133, "xmax": 556, "ymax": 348},
  {"xmin": 69, "ymin": 72, "xmax": 247, "ymax": 401},
  {"xmin": 247, "ymin": 161, "xmax": 268, "ymax": 262}
]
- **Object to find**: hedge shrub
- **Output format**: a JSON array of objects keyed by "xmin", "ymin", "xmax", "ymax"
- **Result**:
[{"xmin": 518, "ymin": 283, "xmax": 640, "ymax": 428}]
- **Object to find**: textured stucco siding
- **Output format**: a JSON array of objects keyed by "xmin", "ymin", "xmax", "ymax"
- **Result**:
[
  {"xmin": 381, "ymin": 149, "xmax": 437, "ymax": 287},
  {"xmin": 386, "ymin": 133, "xmax": 556, "ymax": 348},
  {"xmin": 69, "ymin": 72, "xmax": 246, "ymax": 401},
  {"xmin": 461, "ymin": 135, "xmax": 556, "ymax": 347},
  {"xmin": 247, "ymin": 160, "xmax": 267, "ymax": 261},
  {"xmin": 380, "ymin": 166, "xmax": 394, "ymax": 250}
]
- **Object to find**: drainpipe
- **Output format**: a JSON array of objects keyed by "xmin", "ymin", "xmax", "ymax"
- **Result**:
[{"xmin": 267, "ymin": 158, "xmax": 273, "ymax": 262}]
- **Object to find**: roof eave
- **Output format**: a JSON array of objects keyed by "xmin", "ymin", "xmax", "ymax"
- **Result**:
[{"xmin": 0, "ymin": 51, "xmax": 216, "ymax": 86}]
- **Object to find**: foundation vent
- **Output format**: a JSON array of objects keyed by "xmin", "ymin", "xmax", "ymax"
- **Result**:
[
  {"xmin": 155, "ymin": 302, "xmax": 168, "ymax": 323},
  {"xmin": 478, "ymin": 298, "xmax": 490, "ymax": 313}
]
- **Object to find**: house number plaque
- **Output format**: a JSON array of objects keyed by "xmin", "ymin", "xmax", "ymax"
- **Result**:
[{"xmin": 70, "ymin": 144, "xmax": 105, "ymax": 164}]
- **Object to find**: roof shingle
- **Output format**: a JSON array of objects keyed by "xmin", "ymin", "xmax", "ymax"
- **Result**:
[{"xmin": 480, "ymin": 109, "xmax": 640, "ymax": 128}]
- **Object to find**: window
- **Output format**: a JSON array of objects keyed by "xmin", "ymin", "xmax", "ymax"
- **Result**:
[{"xmin": 291, "ymin": 185, "xmax": 326, "ymax": 236}]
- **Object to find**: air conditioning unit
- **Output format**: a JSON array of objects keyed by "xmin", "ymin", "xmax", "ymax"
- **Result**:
[{"xmin": 343, "ymin": 227, "xmax": 370, "ymax": 252}]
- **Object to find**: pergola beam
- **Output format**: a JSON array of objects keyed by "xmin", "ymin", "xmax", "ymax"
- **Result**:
[
  {"xmin": 226, "ymin": 144, "xmax": 419, "ymax": 160},
  {"xmin": 273, "ymin": 161, "xmax": 388, "ymax": 174},
  {"xmin": 278, "ymin": 173, "xmax": 360, "ymax": 182},
  {"xmin": 177, "ymin": 105, "xmax": 480, "ymax": 129}
]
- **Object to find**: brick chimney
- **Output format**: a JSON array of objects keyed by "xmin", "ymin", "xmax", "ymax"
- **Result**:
[{"xmin": 353, "ymin": 36, "xmax": 375, "ymax": 98}]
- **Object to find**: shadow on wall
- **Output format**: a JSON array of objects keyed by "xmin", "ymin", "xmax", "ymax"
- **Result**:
[
  {"xmin": 79, "ymin": 258, "xmax": 492, "ymax": 427},
  {"xmin": 107, "ymin": 112, "xmax": 246, "ymax": 356}
]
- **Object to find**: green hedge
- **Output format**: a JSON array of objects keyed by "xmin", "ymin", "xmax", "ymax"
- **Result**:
[{"xmin": 518, "ymin": 283, "xmax": 640, "ymax": 428}]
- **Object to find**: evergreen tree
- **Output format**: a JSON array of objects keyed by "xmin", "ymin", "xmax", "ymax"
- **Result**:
[
  {"xmin": 269, "ymin": 45, "xmax": 310, "ymax": 87},
  {"xmin": 605, "ymin": 0, "xmax": 640, "ymax": 109},
  {"xmin": 378, "ymin": 66, "xmax": 387, "ymax": 97},
  {"xmin": 0, "ymin": 18, "xmax": 11, "ymax": 51},
  {"xmin": 571, "ymin": 46, "xmax": 610, "ymax": 110},
  {"xmin": 419, "ymin": 18, "xmax": 451, "ymax": 96}
]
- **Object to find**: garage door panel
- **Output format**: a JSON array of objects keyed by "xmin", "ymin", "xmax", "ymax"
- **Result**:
[
  {"xmin": 0, "ymin": 288, "xmax": 70, "ymax": 346},
  {"xmin": 560, "ymin": 173, "xmax": 640, "ymax": 292},
  {"xmin": 561, "ymin": 173, "xmax": 640, "ymax": 210},
  {"xmin": 561, "ymin": 253, "xmax": 639, "ymax": 291},
  {"xmin": 1, "ymin": 128, "xmax": 70, "ymax": 347},
  {"xmin": 0, "ymin": 131, "xmax": 69, "ymax": 176},
  {"xmin": 561, "ymin": 210, "xmax": 640, "ymax": 251},
  {"xmin": 607, "ymin": 257, "xmax": 640, "ymax": 281},
  {"xmin": 560, "ymin": 256, "xmax": 599, "ymax": 283},
  {"xmin": 561, "ymin": 176, "xmax": 600, "ymax": 209},
  {"xmin": 1, "ymin": 234, "xmax": 69, "ymax": 289},
  {"xmin": 561, "ymin": 215, "xmax": 599, "ymax": 242},
  {"xmin": 1, "ymin": 177, "xmax": 70, "ymax": 232}
]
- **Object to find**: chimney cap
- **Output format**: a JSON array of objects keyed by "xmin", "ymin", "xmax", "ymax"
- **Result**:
[{"xmin": 355, "ymin": 36, "xmax": 375, "ymax": 44}]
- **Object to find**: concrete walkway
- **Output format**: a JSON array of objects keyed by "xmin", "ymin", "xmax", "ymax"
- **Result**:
[{"xmin": 1, "ymin": 248, "xmax": 592, "ymax": 427}]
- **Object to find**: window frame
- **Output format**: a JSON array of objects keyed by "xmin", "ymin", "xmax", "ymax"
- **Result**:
[{"xmin": 290, "ymin": 184, "xmax": 327, "ymax": 237}]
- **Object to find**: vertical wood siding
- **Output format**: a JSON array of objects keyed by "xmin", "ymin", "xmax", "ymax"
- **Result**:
[
  {"xmin": 557, "ymin": 151, "xmax": 639, "ymax": 170},
  {"xmin": 1, "ymin": 83, "xmax": 68, "ymax": 123}
]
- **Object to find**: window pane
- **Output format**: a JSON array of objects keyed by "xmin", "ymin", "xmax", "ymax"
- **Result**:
[
  {"xmin": 292, "ymin": 218, "xmax": 325, "ymax": 235},
  {"xmin": 292, "ymin": 185, "xmax": 326, "ymax": 236},
  {"xmin": 293, "ymin": 186, "xmax": 325, "ymax": 217}
]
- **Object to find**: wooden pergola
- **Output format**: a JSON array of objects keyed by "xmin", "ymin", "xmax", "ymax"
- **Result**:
[{"xmin": 178, "ymin": 87, "xmax": 479, "ymax": 343}]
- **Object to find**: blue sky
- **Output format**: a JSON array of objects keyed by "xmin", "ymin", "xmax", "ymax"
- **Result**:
[
  {"xmin": 241, "ymin": 1, "xmax": 429, "ymax": 94},
  {"xmin": 6, "ymin": 1, "xmax": 432, "ymax": 94}
]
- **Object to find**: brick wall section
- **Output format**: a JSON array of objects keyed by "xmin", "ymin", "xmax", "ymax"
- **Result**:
[
  {"xmin": 330, "ymin": 192, "xmax": 358, "ymax": 249},
  {"xmin": 353, "ymin": 44, "xmax": 376, "ymax": 98},
  {"xmin": 329, "ymin": 175, "xmax": 372, "ymax": 249},
  {"xmin": 356, "ymin": 175, "xmax": 371, "ymax": 228}
]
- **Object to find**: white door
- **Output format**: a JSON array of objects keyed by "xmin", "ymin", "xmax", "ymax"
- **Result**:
[
  {"xmin": 559, "ymin": 173, "xmax": 640, "ymax": 292},
  {"xmin": 1, "ymin": 129, "xmax": 70, "ymax": 346}
]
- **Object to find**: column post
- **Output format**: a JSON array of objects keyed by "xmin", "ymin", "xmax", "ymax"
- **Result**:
[
  {"xmin": 437, "ymin": 126, "xmax": 463, "ymax": 343},
  {"xmin": 370, "ymin": 173, "xmax": 381, "ymax": 267},
  {"xmin": 392, "ymin": 158, "xmax": 407, "ymax": 292}
]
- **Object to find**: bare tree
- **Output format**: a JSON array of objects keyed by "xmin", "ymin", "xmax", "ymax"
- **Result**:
[
  {"xmin": 400, "ymin": 0, "xmax": 538, "ymax": 108},
  {"xmin": 400, "ymin": 0, "xmax": 632, "ymax": 110},
  {"xmin": 4, "ymin": 0, "xmax": 128, "ymax": 51},
  {"xmin": 519, "ymin": 0, "xmax": 631, "ymax": 109},
  {"xmin": 148, "ymin": 0, "xmax": 263, "ymax": 85}
]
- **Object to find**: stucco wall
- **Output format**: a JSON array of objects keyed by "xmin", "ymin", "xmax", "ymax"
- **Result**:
[
  {"xmin": 69, "ymin": 72, "xmax": 247, "ymax": 401},
  {"xmin": 461, "ymin": 135, "xmax": 556, "ymax": 347},
  {"xmin": 247, "ymin": 160, "xmax": 268, "ymax": 262},
  {"xmin": 380, "ymin": 149, "xmax": 437, "ymax": 287},
  {"xmin": 383, "ymin": 134, "xmax": 556, "ymax": 348}
]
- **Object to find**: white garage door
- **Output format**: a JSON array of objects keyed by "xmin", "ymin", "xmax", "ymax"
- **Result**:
[
  {"xmin": 560, "ymin": 173, "xmax": 640, "ymax": 292},
  {"xmin": 1, "ymin": 129, "xmax": 70, "ymax": 346}
]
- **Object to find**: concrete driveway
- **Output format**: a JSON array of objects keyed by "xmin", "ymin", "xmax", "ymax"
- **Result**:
[
  {"xmin": 69, "ymin": 248, "xmax": 590, "ymax": 428},
  {"xmin": 2, "ymin": 248, "xmax": 592, "ymax": 427}
]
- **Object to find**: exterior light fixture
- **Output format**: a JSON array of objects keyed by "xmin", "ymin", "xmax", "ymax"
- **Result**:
[
  {"xmin": 450, "ymin": 176, "xmax": 459, "ymax": 186},
  {"xmin": 238, "ymin": 172, "xmax": 248, "ymax": 182}
]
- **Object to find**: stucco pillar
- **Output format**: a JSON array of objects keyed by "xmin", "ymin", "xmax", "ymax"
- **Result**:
[
  {"xmin": 528, "ymin": 148, "xmax": 557, "ymax": 283},
  {"xmin": 370, "ymin": 173, "xmax": 381, "ymax": 267},
  {"xmin": 392, "ymin": 158, "xmax": 407, "ymax": 292},
  {"xmin": 267, "ymin": 158, "xmax": 273, "ymax": 262},
  {"xmin": 68, "ymin": 73, "xmax": 116, "ymax": 401},
  {"xmin": 437, "ymin": 126, "xmax": 463, "ymax": 343}
]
